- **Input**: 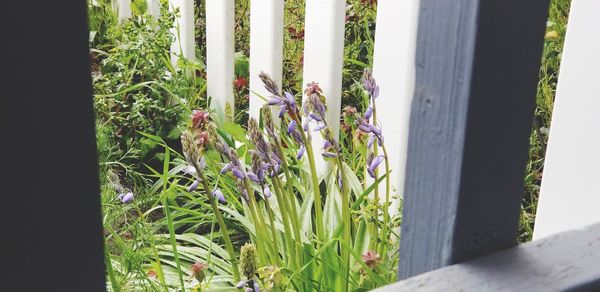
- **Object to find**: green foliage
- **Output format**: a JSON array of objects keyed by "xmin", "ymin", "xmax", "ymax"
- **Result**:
[
  {"xmin": 90, "ymin": 0, "xmax": 571, "ymax": 290},
  {"xmin": 92, "ymin": 6, "xmax": 206, "ymax": 168},
  {"xmin": 519, "ymin": 0, "xmax": 571, "ymax": 242}
]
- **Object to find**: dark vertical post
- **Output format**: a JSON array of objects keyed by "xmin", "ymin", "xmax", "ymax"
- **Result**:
[
  {"xmin": 2, "ymin": 1, "xmax": 105, "ymax": 291},
  {"xmin": 398, "ymin": 0, "xmax": 550, "ymax": 279}
]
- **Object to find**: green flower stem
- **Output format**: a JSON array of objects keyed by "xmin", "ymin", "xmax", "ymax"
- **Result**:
[
  {"xmin": 270, "ymin": 177, "xmax": 297, "ymax": 268},
  {"xmin": 293, "ymin": 116, "xmax": 325, "ymax": 247},
  {"xmin": 103, "ymin": 230, "xmax": 121, "ymax": 292},
  {"xmin": 163, "ymin": 196, "xmax": 187, "ymax": 291},
  {"xmin": 262, "ymin": 189, "xmax": 282, "ymax": 266},
  {"xmin": 244, "ymin": 181, "xmax": 277, "ymax": 263},
  {"xmin": 196, "ymin": 170, "xmax": 241, "ymax": 283},
  {"xmin": 242, "ymin": 188, "xmax": 269, "ymax": 264},
  {"xmin": 370, "ymin": 101, "xmax": 380, "ymax": 250},
  {"xmin": 378, "ymin": 143, "xmax": 392, "ymax": 257},
  {"xmin": 273, "ymin": 139, "xmax": 304, "ymax": 252}
]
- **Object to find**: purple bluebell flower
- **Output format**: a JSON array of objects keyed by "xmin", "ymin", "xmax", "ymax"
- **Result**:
[
  {"xmin": 287, "ymin": 120, "xmax": 297, "ymax": 134},
  {"xmin": 220, "ymin": 163, "xmax": 232, "ymax": 174},
  {"xmin": 367, "ymin": 168, "xmax": 376, "ymax": 179},
  {"xmin": 284, "ymin": 92, "xmax": 296, "ymax": 110},
  {"xmin": 309, "ymin": 113, "xmax": 323, "ymax": 122},
  {"xmin": 268, "ymin": 97, "xmax": 283, "ymax": 106},
  {"xmin": 314, "ymin": 123, "xmax": 326, "ymax": 132},
  {"xmin": 370, "ymin": 155, "xmax": 384, "ymax": 170},
  {"xmin": 358, "ymin": 124, "xmax": 371, "ymax": 133},
  {"xmin": 212, "ymin": 189, "xmax": 226, "ymax": 204},
  {"xmin": 278, "ymin": 106, "xmax": 287, "ymax": 118},
  {"xmin": 323, "ymin": 140, "xmax": 332, "ymax": 150},
  {"xmin": 367, "ymin": 155, "xmax": 385, "ymax": 178},
  {"xmin": 241, "ymin": 189, "xmax": 249, "ymax": 202},
  {"xmin": 236, "ymin": 281, "xmax": 246, "ymax": 289},
  {"xmin": 120, "ymin": 192, "xmax": 134, "ymax": 203},
  {"xmin": 377, "ymin": 133, "xmax": 384, "ymax": 146},
  {"xmin": 367, "ymin": 134, "xmax": 376, "ymax": 148},
  {"xmin": 264, "ymin": 186, "xmax": 272, "ymax": 198},
  {"xmin": 364, "ymin": 106, "xmax": 373, "ymax": 120},
  {"xmin": 253, "ymin": 281, "xmax": 260, "ymax": 292},
  {"xmin": 292, "ymin": 130, "xmax": 303, "ymax": 144},
  {"xmin": 363, "ymin": 68, "xmax": 380, "ymax": 98},
  {"xmin": 232, "ymin": 167, "xmax": 245, "ymax": 179},
  {"xmin": 369, "ymin": 124, "xmax": 381, "ymax": 136},
  {"xmin": 183, "ymin": 165, "xmax": 197, "ymax": 175},
  {"xmin": 247, "ymin": 172, "xmax": 260, "ymax": 183},
  {"xmin": 199, "ymin": 156, "xmax": 206, "ymax": 170},
  {"xmin": 188, "ymin": 180, "xmax": 200, "ymax": 192},
  {"xmin": 297, "ymin": 144, "xmax": 306, "ymax": 159},
  {"xmin": 322, "ymin": 151, "xmax": 337, "ymax": 158}
]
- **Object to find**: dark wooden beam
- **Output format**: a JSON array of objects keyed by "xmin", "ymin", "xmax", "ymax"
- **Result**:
[
  {"xmin": 2, "ymin": 1, "xmax": 105, "ymax": 291},
  {"xmin": 380, "ymin": 222, "xmax": 600, "ymax": 291},
  {"xmin": 399, "ymin": 0, "xmax": 551, "ymax": 279}
]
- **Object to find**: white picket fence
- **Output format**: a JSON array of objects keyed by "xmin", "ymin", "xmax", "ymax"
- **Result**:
[{"xmin": 114, "ymin": 0, "xmax": 600, "ymax": 236}]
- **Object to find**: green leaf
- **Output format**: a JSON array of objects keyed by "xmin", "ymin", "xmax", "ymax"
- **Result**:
[{"xmin": 222, "ymin": 120, "xmax": 247, "ymax": 142}]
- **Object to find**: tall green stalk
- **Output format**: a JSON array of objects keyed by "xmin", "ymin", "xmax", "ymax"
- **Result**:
[
  {"xmin": 103, "ymin": 233, "xmax": 121, "ymax": 292},
  {"xmin": 163, "ymin": 195, "xmax": 186, "ymax": 291},
  {"xmin": 370, "ymin": 102, "xmax": 380, "ymax": 250},
  {"xmin": 196, "ymin": 169, "xmax": 241, "ymax": 283},
  {"xmin": 293, "ymin": 116, "xmax": 325, "ymax": 246},
  {"xmin": 378, "ymin": 144, "xmax": 392, "ymax": 256}
]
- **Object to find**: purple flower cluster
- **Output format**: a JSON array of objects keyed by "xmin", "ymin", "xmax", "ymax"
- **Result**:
[
  {"xmin": 358, "ymin": 69, "xmax": 386, "ymax": 178},
  {"xmin": 117, "ymin": 192, "xmax": 134, "ymax": 204},
  {"xmin": 237, "ymin": 279, "xmax": 260, "ymax": 292}
]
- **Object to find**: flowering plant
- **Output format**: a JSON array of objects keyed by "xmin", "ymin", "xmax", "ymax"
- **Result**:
[{"xmin": 147, "ymin": 69, "xmax": 398, "ymax": 291}]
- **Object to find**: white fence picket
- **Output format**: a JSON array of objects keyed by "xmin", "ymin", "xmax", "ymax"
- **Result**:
[
  {"xmin": 169, "ymin": 0, "xmax": 195, "ymax": 67},
  {"xmin": 249, "ymin": 0, "xmax": 285, "ymax": 120},
  {"xmin": 147, "ymin": 0, "xmax": 161, "ymax": 19},
  {"xmin": 206, "ymin": 0, "xmax": 235, "ymax": 123},
  {"xmin": 533, "ymin": 0, "xmax": 600, "ymax": 240},
  {"xmin": 302, "ymin": 0, "xmax": 346, "ymax": 175},
  {"xmin": 115, "ymin": 0, "xmax": 132, "ymax": 23},
  {"xmin": 371, "ymin": 0, "xmax": 420, "ymax": 215}
]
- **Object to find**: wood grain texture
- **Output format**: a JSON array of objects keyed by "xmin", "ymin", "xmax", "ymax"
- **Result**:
[
  {"xmin": 378, "ymin": 222, "xmax": 600, "ymax": 291},
  {"xmin": 399, "ymin": 0, "xmax": 550, "ymax": 279}
]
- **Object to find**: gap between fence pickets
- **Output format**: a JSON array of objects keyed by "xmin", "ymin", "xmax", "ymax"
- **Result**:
[{"xmin": 533, "ymin": 0, "xmax": 600, "ymax": 240}]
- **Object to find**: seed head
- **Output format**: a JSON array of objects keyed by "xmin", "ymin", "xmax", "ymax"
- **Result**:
[
  {"xmin": 181, "ymin": 131, "xmax": 200, "ymax": 165},
  {"xmin": 191, "ymin": 261, "xmax": 208, "ymax": 282},
  {"xmin": 259, "ymin": 71, "xmax": 279, "ymax": 96},
  {"xmin": 240, "ymin": 243, "xmax": 258, "ymax": 279}
]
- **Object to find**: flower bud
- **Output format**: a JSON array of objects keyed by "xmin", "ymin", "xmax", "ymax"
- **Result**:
[{"xmin": 240, "ymin": 243, "xmax": 258, "ymax": 279}]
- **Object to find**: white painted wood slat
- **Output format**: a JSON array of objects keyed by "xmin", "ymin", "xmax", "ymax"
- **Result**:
[
  {"xmin": 147, "ymin": 0, "xmax": 161, "ymax": 19},
  {"xmin": 371, "ymin": 0, "xmax": 420, "ymax": 215},
  {"xmin": 206, "ymin": 0, "xmax": 235, "ymax": 123},
  {"xmin": 534, "ymin": 0, "xmax": 600, "ymax": 240},
  {"xmin": 169, "ymin": 0, "xmax": 195, "ymax": 67},
  {"xmin": 249, "ymin": 0, "xmax": 285, "ymax": 121},
  {"xmin": 116, "ymin": 0, "xmax": 132, "ymax": 23},
  {"xmin": 302, "ymin": 0, "xmax": 346, "ymax": 175}
]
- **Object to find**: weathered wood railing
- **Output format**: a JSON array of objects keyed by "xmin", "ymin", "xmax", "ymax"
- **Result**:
[{"xmin": 7, "ymin": 0, "xmax": 600, "ymax": 290}]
